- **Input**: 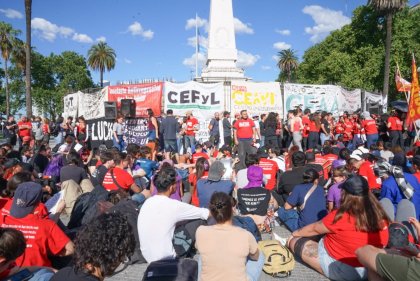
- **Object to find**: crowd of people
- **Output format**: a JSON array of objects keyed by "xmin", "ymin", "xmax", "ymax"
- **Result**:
[{"xmin": 0, "ymin": 106, "xmax": 419, "ymax": 281}]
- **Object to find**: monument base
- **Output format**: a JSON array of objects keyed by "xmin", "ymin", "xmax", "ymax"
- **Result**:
[{"xmin": 198, "ymin": 66, "xmax": 250, "ymax": 83}]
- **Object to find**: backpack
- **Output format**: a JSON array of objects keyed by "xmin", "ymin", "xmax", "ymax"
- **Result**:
[
  {"xmin": 173, "ymin": 219, "xmax": 206, "ymax": 258},
  {"xmin": 258, "ymin": 240, "xmax": 295, "ymax": 277},
  {"xmin": 67, "ymin": 185, "xmax": 109, "ymax": 229},
  {"xmin": 109, "ymin": 198, "xmax": 147, "ymax": 264},
  {"xmin": 232, "ymin": 216, "xmax": 261, "ymax": 242},
  {"xmin": 142, "ymin": 258, "xmax": 198, "ymax": 281}
]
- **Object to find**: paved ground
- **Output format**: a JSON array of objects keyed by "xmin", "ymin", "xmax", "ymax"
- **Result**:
[{"xmin": 106, "ymin": 223, "xmax": 329, "ymax": 281}]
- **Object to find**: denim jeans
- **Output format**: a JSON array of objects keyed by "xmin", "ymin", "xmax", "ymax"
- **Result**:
[
  {"xmin": 30, "ymin": 268, "xmax": 55, "ymax": 281},
  {"xmin": 308, "ymin": 132, "xmax": 319, "ymax": 149},
  {"xmin": 198, "ymin": 251, "xmax": 264, "ymax": 281},
  {"xmin": 184, "ymin": 135, "xmax": 196, "ymax": 153},
  {"xmin": 318, "ymin": 238, "xmax": 367, "ymax": 280},
  {"xmin": 55, "ymin": 132, "xmax": 64, "ymax": 145},
  {"xmin": 320, "ymin": 133, "xmax": 330, "ymax": 145},
  {"xmin": 113, "ymin": 135, "xmax": 125, "ymax": 151},
  {"xmin": 366, "ymin": 134, "xmax": 378, "ymax": 149},
  {"xmin": 131, "ymin": 193, "xmax": 147, "ymax": 207},
  {"xmin": 277, "ymin": 207, "xmax": 299, "ymax": 232}
]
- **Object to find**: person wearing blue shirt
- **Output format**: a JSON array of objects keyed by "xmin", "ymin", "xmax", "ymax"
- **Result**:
[
  {"xmin": 134, "ymin": 146, "xmax": 159, "ymax": 180},
  {"xmin": 277, "ymin": 168, "xmax": 327, "ymax": 231},
  {"xmin": 197, "ymin": 161, "xmax": 234, "ymax": 208}
]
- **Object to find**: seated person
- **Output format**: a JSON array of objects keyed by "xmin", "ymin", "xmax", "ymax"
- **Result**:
[
  {"xmin": 236, "ymin": 154, "xmax": 259, "ymax": 189},
  {"xmin": 196, "ymin": 192, "xmax": 264, "ymax": 281},
  {"xmin": 274, "ymin": 151, "xmax": 307, "ymax": 206},
  {"xmin": 327, "ymin": 168, "xmax": 348, "ymax": 212},
  {"xmin": 257, "ymin": 147, "xmax": 279, "ymax": 191},
  {"xmin": 0, "ymin": 182, "xmax": 74, "ymax": 267},
  {"xmin": 356, "ymin": 217, "xmax": 420, "ymax": 281},
  {"xmin": 237, "ymin": 165, "xmax": 278, "ymax": 216},
  {"xmin": 197, "ymin": 161, "xmax": 234, "ymax": 208},
  {"xmin": 60, "ymin": 151, "xmax": 88, "ymax": 184},
  {"xmin": 191, "ymin": 143, "xmax": 209, "ymax": 163},
  {"xmin": 287, "ymin": 175, "xmax": 390, "ymax": 281},
  {"xmin": 52, "ymin": 213, "xmax": 135, "ymax": 281},
  {"xmin": 138, "ymin": 167, "xmax": 209, "ymax": 263},
  {"xmin": 134, "ymin": 146, "xmax": 159, "ymax": 180},
  {"xmin": 90, "ymin": 150, "xmax": 115, "ymax": 186},
  {"xmin": 278, "ymin": 169, "xmax": 327, "ymax": 232},
  {"xmin": 0, "ymin": 228, "xmax": 54, "ymax": 280},
  {"xmin": 305, "ymin": 151, "xmax": 326, "ymax": 186}
]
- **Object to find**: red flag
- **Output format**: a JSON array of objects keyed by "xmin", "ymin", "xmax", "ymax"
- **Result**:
[
  {"xmin": 406, "ymin": 55, "xmax": 420, "ymax": 125},
  {"xmin": 395, "ymin": 67, "xmax": 411, "ymax": 92}
]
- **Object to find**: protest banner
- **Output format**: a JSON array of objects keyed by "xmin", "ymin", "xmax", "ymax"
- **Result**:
[
  {"xmin": 107, "ymin": 83, "xmax": 163, "ymax": 117},
  {"xmin": 86, "ymin": 117, "xmax": 149, "ymax": 148},
  {"xmin": 338, "ymin": 88, "xmax": 362, "ymax": 114},
  {"xmin": 78, "ymin": 88, "xmax": 108, "ymax": 120},
  {"xmin": 164, "ymin": 81, "xmax": 225, "ymax": 119},
  {"xmin": 230, "ymin": 82, "xmax": 282, "ymax": 117},
  {"xmin": 283, "ymin": 84, "xmax": 340, "ymax": 117},
  {"xmin": 63, "ymin": 92, "xmax": 79, "ymax": 119},
  {"xmin": 364, "ymin": 91, "xmax": 387, "ymax": 112}
]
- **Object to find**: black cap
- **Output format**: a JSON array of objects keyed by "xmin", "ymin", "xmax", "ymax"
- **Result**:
[
  {"xmin": 257, "ymin": 147, "xmax": 269, "ymax": 158},
  {"xmin": 340, "ymin": 175, "xmax": 368, "ymax": 196}
]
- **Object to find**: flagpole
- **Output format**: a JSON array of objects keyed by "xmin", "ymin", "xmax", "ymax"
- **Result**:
[{"xmin": 195, "ymin": 13, "xmax": 198, "ymax": 79}]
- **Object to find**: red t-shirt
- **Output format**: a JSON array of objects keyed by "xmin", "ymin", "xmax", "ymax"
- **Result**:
[
  {"xmin": 362, "ymin": 120, "xmax": 378, "ymax": 135},
  {"xmin": 322, "ymin": 210, "xmax": 389, "ymax": 267},
  {"xmin": 102, "ymin": 167, "xmax": 134, "ymax": 191},
  {"xmin": 233, "ymin": 119, "xmax": 255, "ymax": 139},
  {"xmin": 186, "ymin": 118, "xmax": 199, "ymax": 136},
  {"xmin": 302, "ymin": 115, "xmax": 310, "ymax": 137},
  {"xmin": 17, "ymin": 121, "xmax": 32, "ymax": 137},
  {"xmin": 0, "ymin": 214, "xmax": 70, "ymax": 267},
  {"xmin": 314, "ymin": 154, "xmax": 329, "ymax": 179},
  {"xmin": 189, "ymin": 172, "xmax": 208, "ymax": 207},
  {"xmin": 323, "ymin": 154, "xmax": 338, "ymax": 175},
  {"xmin": 388, "ymin": 117, "xmax": 403, "ymax": 131},
  {"xmin": 358, "ymin": 161, "xmax": 381, "ymax": 189},
  {"xmin": 192, "ymin": 152, "xmax": 209, "ymax": 163},
  {"xmin": 258, "ymin": 158, "xmax": 279, "ymax": 190},
  {"xmin": 334, "ymin": 123, "xmax": 344, "ymax": 135},
  {"xmin": 353, "ymin": 121, "xmax": 361, "ymax": 134},
  {"xmin": 308, "ymin": 121, "xmax": 318, "ymax": 132},
  {"xmin": 42, "ymin": 124, "xmax": 49, "ymax": 134}
]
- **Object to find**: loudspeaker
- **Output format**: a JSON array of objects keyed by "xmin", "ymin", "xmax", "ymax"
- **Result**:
[
  {"xmin": 120, "ymin": 99, "xmax": 136, "ymax": 117},
  {"xmin": 104, "ymin": 102, "xmax": 117, "ymax": 120}
]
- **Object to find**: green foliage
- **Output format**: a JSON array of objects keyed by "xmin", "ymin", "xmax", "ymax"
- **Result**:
[
  {"xmin": 276, "ymin": 49, "xmax": 299, "ymax": 82},
  {"xmin": 87, "ymin": 41, "xmax": 116, "ymax": 87},
  {"xmin": 31, "ymin": 51, "xmax": 94, "ymax": 120},
  {"xmin": 296, "ymin": 5, "xmax": 420, "ymax": 102}
]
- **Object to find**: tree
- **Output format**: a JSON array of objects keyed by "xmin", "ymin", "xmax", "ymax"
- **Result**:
[
  {"xmin": 277, "ymin": 49, "xmax": 299, "ymax": 82},
  {"xmin": 369, "ymin": 0, "xmax": 408, "ymax": 105},
  {"xmin": 87, "ymin": 42, "xmax": 116, "ymax": 87},
  {"xmin": 25, "ymin": 0, "xmax": 32, "ymax": 117},
  {"xmin": 0, "ymin": 22, "xmax": 21, "ymax": 115}
]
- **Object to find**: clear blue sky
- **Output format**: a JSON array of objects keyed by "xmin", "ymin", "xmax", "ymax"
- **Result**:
[{"xmin": 1, "ymin": 0, "xmax": 418, "ymax": 85}]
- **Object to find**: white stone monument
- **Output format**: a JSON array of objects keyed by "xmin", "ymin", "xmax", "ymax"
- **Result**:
[{"xmin": 200, "ymin": 0, "xmax": 248, "ymax": 82}]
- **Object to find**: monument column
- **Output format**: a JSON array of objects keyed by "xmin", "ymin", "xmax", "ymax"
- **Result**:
[{"xmin": 200, "ymin": 0, "xmax": 248, "ymax": 82}]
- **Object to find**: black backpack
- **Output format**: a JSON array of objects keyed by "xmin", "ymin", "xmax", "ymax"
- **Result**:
[
  {"xmin": 109, "ymin": 198, "xmax": 147, "ymax": 264},
  {"xmin": 173, "ymin": 219, "xmax": 206, "ymax": 258},
  {"xmin": 67, "ymin": 185, "xmax": 109, "ymax": 229}
]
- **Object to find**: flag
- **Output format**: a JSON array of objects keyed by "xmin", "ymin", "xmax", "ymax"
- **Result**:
[
  {"xmin": 395, "ymin": 66, "xmax": 411, "ymax": 92},
  {"xmin": 406, "ymin": 54, "xmax": 420, "ymax": 125}
]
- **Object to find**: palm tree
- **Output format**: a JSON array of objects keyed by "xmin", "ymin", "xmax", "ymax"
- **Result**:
[
  {"xmin": 369, "ymin": 0, "xmax": 407, "ymax": 108},
  {"xmin": 0, "ymin": 22, "xmax": 21, "ymax": 115},
  {"xmin": 25, "ymin": 0, "xmax": 32, "ymax": 117},
  {"xmin": 277, "ymin": 49, "xmax": 299, "ymax": 82},
  {"xmin": 87, "ymin": 42, "xmax": 116, "ymax": 87}
]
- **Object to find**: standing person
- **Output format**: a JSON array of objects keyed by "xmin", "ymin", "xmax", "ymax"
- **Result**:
[
  {"xmin": 112, "ymin": 114, "xmax": 125, "ymax": 152},
  {"xmin": 65, "ymin": 116, "xmax": 74, "ymax": 137},
  {"xmin": 147, "ymin": 108, "xmax": 159, "ymax": 152},
  {"xmin": 196, "ymin": 192, "xmax": 264, "ymax": 281},
  {"xmin": 74, "ymin": 116, "xmax": 87, "ymax": 143},
  {"xmin": 42, "ymin": 118, "xmax": 50, "ymax": 146},
  {"xmin": 222, "ymin": 111, "xmax": 232, "ymax": 146},
  {"xmin": 17, "ymin": 116, "xmax": 32, "ymax": 150},
  {"xmin": 160, "ymin": 109, "xmax": 180, "ymax": 161},
  {"xmin": 320, "ymin": 111, "xmax": 331, "ymax": 146},
  {"xmin": 208, "ymin": 112, "xmax": 220, "ymax": 147},
  {"xmin": 252, "ymin": 115, "xmax": 262, "ymax": 146},
  {"xmin": 53, "ymin": 116, "xmax": 65, "ymax": 145},
  {"xmin": 262, "ymin": 112, "xmax": 278, "ymax": 148},
  {"xmin": 302, "ymin": 109, "xmax": 311, "ymax": 151},
  {"xmin": 3, "ymin": 115, "xmax": 17, "ymax": 147},
  {"xmin": 185, "ymin": 111, "xmax": 199, "ymax": 153},
  {"xmin": 233, "ymin": 110, "xmax": 257, "ymax": 170},
  {"xmin": 361, "ymin": 112, "xmax": 379, "ymax": 149},
  {"xmin": 308, "ymin": 113, "xmax": 320, "ymax": 149},
  {"xmin": 388, "ymin": 111, "xmax": 404, "ymax": 149},
  {"xmin": 289, "ymin": 110, "xmax": 304, "ymax": 151},
  {"xmin": 259, "ymin": 114, "xmax": 267, "ymax": 147}
]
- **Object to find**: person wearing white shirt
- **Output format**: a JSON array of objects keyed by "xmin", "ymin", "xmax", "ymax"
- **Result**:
[{"xmin": 138, "ymin": 167, "xmax": 209, "ymax": 263}]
